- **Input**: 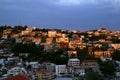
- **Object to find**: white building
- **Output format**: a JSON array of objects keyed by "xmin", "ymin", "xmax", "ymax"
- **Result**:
[
  {"xmin": 43, "ymin": 62, "xmax": 55, "ymax": 73},
  {"xmin": 68, "ymin": 58, "xmax": 80, "ymax": 67},
  {"xmin": 116, "ymin": 61, "xmax": 120, "ymax": 67},
  {"xmin": 73, "ymin": 67, "xmax": 85, "ymax": 76},
  {"xmin": 8, "ymin": 67, "xmax": 27, "ymax": 76},
  {"xmin": 1, "ymin": 35, "xmax": 8, "ymax": 39},
  {"xmin": 0, "ymin": 59, "xmax": 5, "ymax": 66},
  {"xmin": 55, "ymin": 65, "xmax": 67, "ymax": 77},
  {"xmin": 28, "ymin": 62, "xmax": 39, "ymax": 69}
]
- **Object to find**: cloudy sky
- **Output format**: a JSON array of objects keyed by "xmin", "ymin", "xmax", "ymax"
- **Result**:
[{"xmin": 0, "ymin": 0, "xmax": 120, "ymax": 31}]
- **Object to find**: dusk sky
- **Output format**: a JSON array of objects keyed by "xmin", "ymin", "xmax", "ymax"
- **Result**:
[{"xmin": 0, "ymin": 0, "xmax": 120, "ymax": 31}]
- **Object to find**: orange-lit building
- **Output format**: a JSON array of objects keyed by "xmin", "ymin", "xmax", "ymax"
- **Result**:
[
  {"xmin": 32, "ymin": 37, "xmax": 41, "ymax": 43},
  {"xmin": 46, "ymin": 38, "xmax": 53, "ymax": 44},
  {"xmin": 48, "ymin": 30, "xmax": 56, "ymax": 38},
  {"xmin": 68, "ymin": 50, "xmax": 77, "ymax": 58},
  {"xmin": 3, "ymin": 29, "xmax": 11, "ymax": 35},
  {"xmin": 26, "ymin": 27, "xmax": 33, "ymax": 31},
  {"xmin": 56, "ymin": 37, "xmax": 69, "ymax": 43}
]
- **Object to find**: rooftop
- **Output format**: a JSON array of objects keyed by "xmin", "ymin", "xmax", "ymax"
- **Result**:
[
  {"xmin": 68, "ymin": 58, "xmax": 80, "ymax": 61},
  {"xmin": 82, "ymin": 60, "xmax": 97, "ymax": 63}
]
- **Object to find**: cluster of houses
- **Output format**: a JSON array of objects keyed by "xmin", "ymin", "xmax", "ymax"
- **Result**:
[
  {"xmin": 0, "ymin": 56, "xmax": 99, "ymax": 80},
  {"xmin": 1, "ymin": 27, "xmax": 120, "ymax": 57},
  {"xmin": 0, "ymin": 26, "xmax": 120, "ymax": 79}
]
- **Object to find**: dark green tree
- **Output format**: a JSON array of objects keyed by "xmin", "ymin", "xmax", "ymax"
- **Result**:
[
  {"xmin": 12, "ymin": 43, "xmax": 44, "ymax": 61},
  {"xmin": 101, "ymin": 43, "xmax": 109, "ymax": 51},
  {"xmin": 100, "ymin": 60, "xmax": 116, "ymax": 75},
  {"xmin": 85, "ymin": 69, "xmax": 100, "ymax": 80},
  {"xmin": 112, "ymin": 50, "xmax": 120, "ymax": 61}
]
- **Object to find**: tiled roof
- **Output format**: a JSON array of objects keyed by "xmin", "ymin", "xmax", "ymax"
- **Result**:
[
  {"xmin": 5, "ymin": 74, "xmax": 29, "ymax": 80},
  {"xmin": 82, "ymin": 60, "xmax": 97, "ymax": 63}
]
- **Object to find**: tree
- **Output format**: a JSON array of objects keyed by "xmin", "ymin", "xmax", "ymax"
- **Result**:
[
  {"xmin": 41, "ymin": 49, "xmax": 68, "ymax": 64},
  {"xmin": 0, "ymin": 64, "xmax": 2, "ymax": 69},
  {"xmin": 100, "ymin": 43, "xmax": 109, "ymax": 51},
  {"xmin": 100, "ymin": 60, "xmax": 116, "ymax": 75},
  {"xmin": 12, "ymin": 43, "xmax": 44, "ymax": 61},
  {"xmin": 11, "ymin": 25, "xmax": 26, "ymax": 33},
  {"xmin": 1, "ymin": 69, "xmax": 7, "ymax": 74},
  {"xmin": 41, "ymin": 37, "xmax": 46, "ymax": 43},
  {"xmin": 27, "ymin": 65, "xmax": 32, "ymax": 70},
  {"xmin": 76, "ymin": 47, "xmax": 88, "ymax": 61},
  {"xmin": 0, "ymin": 26, "xmax": 8, "ymax": 37},
  {"xmin": 112, "ymin": 50, "xmax": 120, "ymax": 61},
  {"xmin": 54, "ymin": 56, "xmax": 68, "ymax": 65},
  {"xmin": 85, "ymin": 69, "xmax": 100, "ymax": 80}
]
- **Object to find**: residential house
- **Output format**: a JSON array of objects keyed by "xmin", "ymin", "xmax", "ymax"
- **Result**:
[
  {"xmin": 26, "ymin": 27, "xmax": 33, "ymax": 32},
  {"xmin": 62, "ymin": 33, "xmax": 66, "ymax": 38},
  {"xmin": 23, "ymin": 36, "xmax": 33, "ymax": 43},
  {"xmin": 116, "ymin": 61, "xmax": 120, "ymax": 67},
  {"xmin": 41, "ymin": 32, "xmax": 47, "ymax": 37},
  {"xmin": 46, "ymin": 38, "xmax": 53, "ymax": 44},
  {"xmin": 42, "ymin": 62, "xmax": 55, "ymax": 73},
  {"xmin": 106, "ymin": 35, "xmax": 112, "ymax": 40},
  {"xmin": 110, "ymin": 43, "xmax": 120, "ymax": 50},
  {"xmin": 94, "ymin": 50, "xmax": 104, "ymax": 58},
  {"xmin": 28, "ymin": 62, "xmax": 39, "ymax": 69},
  {"xmin": 81, "ymin": 60, "xmax": 98, "ymax": 69},
  {"xmin": 0, "ymin": 59, "xmax": 5, "ymax": 66},
  {"xmin": 43, "ymin": 43, "xmax": 55, "ymax": 52},
  {"xmin": 70, "ymin": 30, "xmax": 79, "ymax": 34},
  {"xmin": 10, "ymin": 33, "xmax": 19, "ymax": 38},
  {"xmin": 115, "ymin": 61, "xmax": 120, "ymax": 77},
  {"xmin": 94, "ymin": 48, "xmax": 114, "ymax": 58},
  {"xmin": 115, "ymin": 70, "xmax": 120, "ymax": 77},
  {"xmin": 7, "ymin": 67, "xmax": 27, "ymax": 76},
  {"xmin": 56, "ymin": 32, "xmax": 62, "ymax": 37},
  {"xmin": 1, "ymin": 35, "xmax": 8, "ymax": 39},
  {"xmin": 21, "ymin": 30, "xmax": 30, "ymax": 36},
  {"xmin": 73, "ymin": 67, "xmax": 85, "ymax": 76},
  {"xmin": 68, "ymin": 50, "xmax": 77, "ymax": 58},
  {"xmin": 32, "ymin": 37, "xmax": 41, "ymax": 44},
  {"xmin": 56, "ymin": 42, "xmax": 69, "ymax": 49},
  {"xmin": 15, "ymin": 38, "xmax": 22, "ymax": 43},
  {"xmin": 4, "ymin": 74, "xmax": 29, "ymax": 80},
  {"xmin": 87, "ymin": 31, "xmax": 94, "ymax": 35},
  {"xmin": 69, "ymin": 38, "xmax": 85, "ymax": 49},
  {"xmin": 67, "ymin": 58, "xmax": 85, "ymax": 76},
  {"xmin": 29, "ymin": 32, "xmax": 36, "ymax": 37},
  {"xmin": 55, "ymin": 65, "xmax": 67, "ymax": 77},
  {"xmin": 36, "ymin": 68, "xmax": 54, "ymax": 80},
  {"xmin": 0, "ymin": 49, "xmax": 4, "ymax": 54},
  {"xmin": 0, "ymin": 49, "xmax": 12, "ymax": 57},
  {"xmin": 19, "ymin": 53, "xmax": 29, "ymax": 57},
  {"xmin": 88, "ymin": 46, "xmax": 94, "ymax": 55},
  {"xmin": 56, "ymin": 37, "xmax": 69, "ymax": 43},
  {"xmin": 68, "ymin": 58, "xmax": 80, "ymax": 67},
  {"xmin": 48, "ymin": 30, "xmax": 56, "ymax": 38},
  {"xmin": 94, "ymin": 31, "xmax": 100, "ymax": 36},
  {"xmin": 3, "ymin": 29, "xmax": 11, "ymax": 35}
]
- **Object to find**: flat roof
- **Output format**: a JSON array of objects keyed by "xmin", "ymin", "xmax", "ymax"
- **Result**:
[{"xmin": 69, "ymin": 58, "xmax": 80, "ymax": 61}]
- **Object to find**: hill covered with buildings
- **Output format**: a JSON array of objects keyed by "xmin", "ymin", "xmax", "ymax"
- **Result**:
[{"xmin": 0, "ymin": 25, "xmax": 120, "ymax": 80}]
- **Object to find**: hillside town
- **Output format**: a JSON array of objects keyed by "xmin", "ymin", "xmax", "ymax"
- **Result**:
[{"xmin": 0, "ymin": 25, "xmax": 120, "ymax": 80}]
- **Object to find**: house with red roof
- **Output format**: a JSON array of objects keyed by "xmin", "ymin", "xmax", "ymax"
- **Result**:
[{"xmin": 5, "ymin": 74, "xmax": 29, "ymax": 80}]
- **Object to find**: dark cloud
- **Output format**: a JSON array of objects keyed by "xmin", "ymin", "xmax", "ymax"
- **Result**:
[{"xmin": 0, "ymin": 0, "xmax": 120, "ymax": 31}]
